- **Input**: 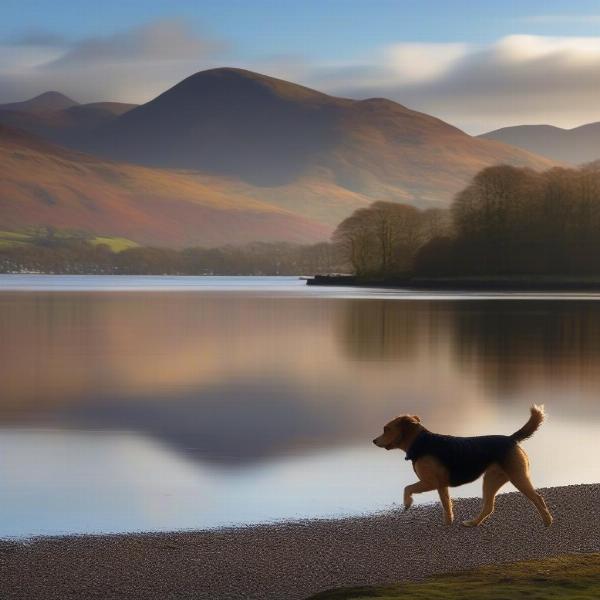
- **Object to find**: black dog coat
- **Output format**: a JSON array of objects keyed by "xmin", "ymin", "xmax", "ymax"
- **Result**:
[{"xmin": 405, "ymin": 430, "xmax": 517, "ymax": 486}]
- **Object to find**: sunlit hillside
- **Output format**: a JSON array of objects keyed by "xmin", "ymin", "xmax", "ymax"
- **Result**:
[{"xmin": 0, "ymin": 125, "xmax": 330, "ymax": 247}]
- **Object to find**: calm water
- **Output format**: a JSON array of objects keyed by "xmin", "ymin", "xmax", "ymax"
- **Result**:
[{"xmin": 1, "ymin": 275, "xmax": 600, "ymax": 538}]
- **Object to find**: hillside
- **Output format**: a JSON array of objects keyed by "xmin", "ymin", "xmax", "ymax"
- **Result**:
[
  {"xmin": 83, "ymin": 68, "xmax": 556, "ymax": 209},
  {"xmin": 0, "ymin": 100, "xmax": 137, "ymax": 147},
  {"xmin": 0, "ymin": 91, "xmax": 79, "ymax": 113},
  {"xmin": 0, "ymin": 72, "xmax": 560, "ymax": 243},
  {"xmin": 479, "ymin": 123, "xmax": 600, "ymax": 165},
  {"xmin": 0, "ymin": 125, "xmax": 330, "ymax": 247}
]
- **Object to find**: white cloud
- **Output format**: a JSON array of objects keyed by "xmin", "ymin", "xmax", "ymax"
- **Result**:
[
  {"xmin": 493, "ymin": 34, "xmax": 600, "ymax": 62},
  {"xmin": 317, "ymin": 35, "xmax": 600, "ymax": 132},
  {"xmin": 384, "ymin": 42, "xmax": 469, "ymax": 84}
]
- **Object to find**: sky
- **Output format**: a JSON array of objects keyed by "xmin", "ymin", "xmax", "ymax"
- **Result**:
[{"xmin": 2, "ymin": 0, "xmax": 600, "ymax": 133}]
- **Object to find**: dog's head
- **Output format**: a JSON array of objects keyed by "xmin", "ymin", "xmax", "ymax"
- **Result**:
[{"xmin": 372, "ymin": 415, "xmax": 422, "ymax": 450}]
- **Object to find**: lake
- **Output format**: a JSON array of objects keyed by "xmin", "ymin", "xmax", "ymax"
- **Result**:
[{"xmin": 1, "ymin": 275, "xmax": 599, "ymax": 538}]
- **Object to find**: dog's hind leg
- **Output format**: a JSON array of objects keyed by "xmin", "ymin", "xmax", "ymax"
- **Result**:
[
  {"xmin": 462, "ymin": 465, "xmax": 508, "ymax": 527},
  {"xmin": 438, "ymin": 486, "xmax": 454, "ymax": 525},
  {"xmin": 504, "ymin": 446, "xmax": 553, "ymax": 527}
]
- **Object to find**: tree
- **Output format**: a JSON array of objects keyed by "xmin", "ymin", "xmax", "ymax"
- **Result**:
[
  {"xmin": 333, "ymin": 207, "xmax": 380, "ymax": 276},
  {"xmin": 451, "ymin": 165, "xmax": 542, "ymax": 274},
  {"xmin": 333, "ymin": 201, "xmax": 444, "ymax": 277}
]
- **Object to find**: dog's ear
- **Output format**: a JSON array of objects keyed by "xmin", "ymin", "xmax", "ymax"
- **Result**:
[{"xmin": 412, "ymin": 415, "xmax": 421, "ymax": 423}]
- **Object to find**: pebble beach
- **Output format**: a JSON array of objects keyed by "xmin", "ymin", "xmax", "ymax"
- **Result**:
[{"xmin": 1, "ymin": 484, "xmax": 598, "ymax": 599}]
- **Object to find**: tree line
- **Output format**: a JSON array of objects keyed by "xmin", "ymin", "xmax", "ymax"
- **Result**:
[
  {"xmin": 6, "ymin": 163, "xmax": 600, "ymax": 277},
  {"xmin": 334, "ymin": 163, "xmax": 600, "ymax": 278},
  {"xmin": 0, "ymin": 236, "xmax": 344, "ymax": 275}
]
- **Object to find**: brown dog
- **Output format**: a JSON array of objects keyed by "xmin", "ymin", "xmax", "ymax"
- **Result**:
[{"xmin": 373, "ymin": 405, "xmax": 553, "ymax": 527}]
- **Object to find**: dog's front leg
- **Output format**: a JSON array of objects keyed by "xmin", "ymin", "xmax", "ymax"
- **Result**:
[{"xmin": 403, "ymin": 481, "xmax": 436, "ymax": 510}]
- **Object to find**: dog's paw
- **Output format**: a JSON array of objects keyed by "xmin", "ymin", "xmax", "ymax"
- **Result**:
[
  {"xmin": 544, "ymin": 515, "xmax": 554, "ymax": 528},
  {"xmin": 461, "ymin": 519, "xmax": 478, "ymax": 527},
  {"xmin": 404, "ymin": 496, "xmax": 413, "ymax": 510}
]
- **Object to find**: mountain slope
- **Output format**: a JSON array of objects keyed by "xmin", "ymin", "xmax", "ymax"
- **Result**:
[
  {"xmin": 0, "ymin": 101, "xmax": 137, "ymax": 147},
  {"xmin": 479, "ymin": 123, "xmax": 600, "ymax": 165},
  {"xmin": 84, "ymin": 68, "xmax": 556, "ymax": 205},
  {"xmin": 0, "ymin": 91, "xmax": 79, "ymax": 113},
  {"xmin": 0, "ymin": 125, "xmax": 329, "ymax": 247},
  {"xmin": 88, "ymin": 68, "xmax": 341, "ymax": 186}
]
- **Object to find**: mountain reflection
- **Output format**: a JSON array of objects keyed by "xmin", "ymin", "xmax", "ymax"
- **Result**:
[
  {"xmin": 2, "ymin": 292, "xmax": 600, "ymax": 465},
  {"xmin": 48, "ymin": 380, "xmax": 353, "ymax": 464}
]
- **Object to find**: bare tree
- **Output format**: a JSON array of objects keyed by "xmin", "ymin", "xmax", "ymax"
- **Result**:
[
  {"xmin": 333, "ymin": 208, "xmax": 379, "ymax": 276},
  {"xmin": 333, "ymin": 201, "xmax": 443, "ymax": 276}
]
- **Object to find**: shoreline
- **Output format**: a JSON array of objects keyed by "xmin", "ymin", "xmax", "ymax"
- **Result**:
[
  {"xmin": 307, "ymin": 274, "xmax": 600, "ymax": 291},
  {"xmin": 1, "ymin": 483, "xmax": 599, "ymax": 600}
]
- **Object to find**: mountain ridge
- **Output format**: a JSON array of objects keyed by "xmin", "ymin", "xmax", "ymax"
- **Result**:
[
  {"xmin": 82, "ymin": 67, "xmax": 556, "ymax": 202},
  {"xmin": 479, "ymin": 122, "xmax": 600, "ymax": 165},
  {"xmin": 0, "ymin": 91, "xmax": 79, "ymax": 113},
  {"xmin": 0, "ymin": 100, "xmax": 138, "ymax": 148}
]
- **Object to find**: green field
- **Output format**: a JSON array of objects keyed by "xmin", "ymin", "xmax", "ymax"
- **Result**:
[
  {"xmin": 309, "ymin": 554, "xmax": 600, "ymax": 600},
  {"xmin": 88, "ymin": 236, "xmax": 139, "ymax": 252},
  {"xmin": 0, "ymin": 229, "xmax": 138, "ymax": 252},
  {"xmin": 0, "ymin": 230, "xmax": 32, "ymax": 247}
]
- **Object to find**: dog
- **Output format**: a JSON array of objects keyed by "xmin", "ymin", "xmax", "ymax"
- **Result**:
[{"xmin": 373, "ymin": 405, "xmax": 553, "ymax": 527}]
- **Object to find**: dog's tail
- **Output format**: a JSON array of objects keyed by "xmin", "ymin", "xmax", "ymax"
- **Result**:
[{"xmin": 511, "ymin": 404, "xmax": 545, "ymax": 442}]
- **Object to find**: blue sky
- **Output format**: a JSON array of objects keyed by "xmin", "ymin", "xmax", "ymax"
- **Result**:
[
  {"xmin": 2, "ymin": 1, "xmax": 600, "ymax": 131},
  {"xmin": 5, "ymin": 0, "xmax": 600, "ymax": 56}
]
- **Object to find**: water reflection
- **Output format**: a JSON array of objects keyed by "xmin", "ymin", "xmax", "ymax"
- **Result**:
[
  {"xmin": 337, "ymin": 299, "xmax": 600, "ymax": 398},
  {"xmin": 1, "ymin": 285, "xmax": 600, "ymax": 535},
  {"xmin": 451, "ymin": 301, "xmax": 600, "ymax": 395}
]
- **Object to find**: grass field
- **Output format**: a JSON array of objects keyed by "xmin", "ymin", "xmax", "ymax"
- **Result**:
[
  {"xmin": 0, "ymin": 229, "xmax": 138, "ymax": 252},
  {"xmin": 309, "ymin": 554, "xmax": 600, "ymax": 599},
  {"xmin": 88, "ymin": 236, "xmax": 138, "ymax": 252},
  {"xmin": 0, "ymin": 230, "xmax": 32, "ymax": 247}
]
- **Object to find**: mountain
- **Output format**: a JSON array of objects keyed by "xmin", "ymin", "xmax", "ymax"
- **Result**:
[
  {"xmin": 0, "ymin": 125, "xmax": 329, "ymax": 247},
  {"xmin": 479, "ymin": 123, "xmax": 600, "ymax": 165},
  {"xmin": 0, "ymin": 91, "xmax": 79, "ymax": 113},
  {"xmin": 0, "ymin": 71, "xmax": 559, "ymax": 244},
  {"xmin": 83, "ymin": 67, "xmax": 556, "ymax": 209},
  {"xmin": 0, "ymin": 101, "xmax": 137, "ymax": 147}
]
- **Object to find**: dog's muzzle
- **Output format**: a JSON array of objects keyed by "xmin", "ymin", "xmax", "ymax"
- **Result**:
[{"xmin": 373, "ymin": 438, "xmax": 392, "ymax": 449}]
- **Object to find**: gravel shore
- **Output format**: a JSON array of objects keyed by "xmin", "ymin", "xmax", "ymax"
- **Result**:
[{"xmin": 1, "ymin": 484, "xmax": 598, "ymax": 600}]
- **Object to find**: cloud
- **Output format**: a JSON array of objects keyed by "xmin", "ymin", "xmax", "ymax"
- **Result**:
[
  {"xmin": 10, "ymin": 30, "xmax": 69, "ymax": 47},
  {"xmin": 384, "ymin": 42, "xmax": 469, "ymax": 84},
  {"xmin": 0, "ymin": 19, "xmax": 226, "ymax": 103},
  {"xmin": 48, "ymin": 20, "xmax": 224, "ymax": 67},
  {"xmin": 316, "ymin": 35, "xmax": 600, "ymax": 133}
]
